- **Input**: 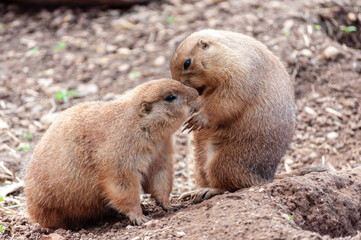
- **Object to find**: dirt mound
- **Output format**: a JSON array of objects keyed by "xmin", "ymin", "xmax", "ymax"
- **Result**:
[
  {"xmin": 268, "ymin": 169, "xmax": 361, "ymax": 238},
  {"xmin": 1, "ymin": 169, "xmax": 361, "ymax": 239}
]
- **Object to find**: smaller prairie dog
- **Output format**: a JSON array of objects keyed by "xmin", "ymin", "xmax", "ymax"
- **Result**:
[
  {"xmin": 171, "ymin": 29, "xmax": 296, "ymax": 203},
  {"xmin": 24, "ymin": 78, "xmax": 198, "ymax": 228}
]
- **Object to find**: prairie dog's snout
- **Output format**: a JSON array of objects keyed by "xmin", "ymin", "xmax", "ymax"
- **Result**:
[{"xmin": 185, "ymin": 86, "xmax": 198, "ymax": 108}]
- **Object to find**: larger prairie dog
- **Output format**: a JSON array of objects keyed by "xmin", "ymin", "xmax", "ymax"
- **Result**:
[
  {"xmin": 171, "ymin": 29, "xmax": 295, "ymax": 203},
  {"xmin": 24, "ymin": 78, "xmax": 198, "ymax": 228}
]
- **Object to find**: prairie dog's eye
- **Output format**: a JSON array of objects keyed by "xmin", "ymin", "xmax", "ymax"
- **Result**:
[
  {"xmin": 164, "ymin": 95, "xmax": 177, "ymax": 102},
  {"xmin": 184, "ymin": 59, "xmax": 191, "ymax": 70}
]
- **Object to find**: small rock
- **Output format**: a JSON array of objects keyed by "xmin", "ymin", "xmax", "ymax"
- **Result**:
[
  {"xmin": 144, "ymin": 220, "xmax": 157, "ymax": 228},
  {"xmin": 323, "ymin": 46, "xmax": 340, "ymax": 60},
  {"xmin": 347, "ymin": 12, "xmax": 357, "ymax": 22},
  {"xmin": 282, "ymin": 19, "xmax": 294, "ymax": 32},
  {"xmin": 0, "ymin": 118, "xmax": 9, "ymax": 129},
  {"xmin": 130, "ymin": 237, "xmax": 140, "ymax": 240},
  {"xmin": 113, "ymin": 18, "xmax": 135, "ymax": 30},
  {"xmin": 299, "ymin": 49, "xmax": 313, "ymax": 57},
  {"xmin": 117, "ymin": 48, "xmax": 131, "ymax": 55},
  {"xmin": 40, "ymin": 233, "xmax": 64, "ymax": 240},
  {"xmin": 144, "ymin": 236, "xmax": 151, "ymax": 240},
  {"xmin": 327, "ymin": 132, "xmax": 339, "ymax": 140},
  {"xmin": 20, "ymin": 37, "xmax": 37, "ymax": 48},
  {"xmin": 38, "ymin": 78, "xmax": 54, "ymax": 88},
  {"xmin": 145, "ymin": 44, "xmax": 156, "ymax": 53},
  {"xmin": 176, "ymin": 231, "xmax": 186, "ymax": 237},
  {"xmin": 40, "ymin": 112, "xmax": 61, "ymax": 126},
  {"xmin": 118, "ymin": 64, "xmax": 131, "ymax": 72},
  {"xmin": 325, "ymin": 107, "xmax": 342, "ymax": 118},
  {"xmin": 153, "ymin": 56, "xmax": 166, "ymax": 66},
  {"xmin": 126, "ymin": 225, "xmax": 134, "ymax": 230},
  {"xmin": 31, "ymin": 105, "xmax": 44, "ymax": 114},
  {"xmin": 77, "ymin": 84, "xmax": 99, "ymax": 97},
  {"xmin": 304, "ymin": 106, "xmax": 317, "ymax": 117},
  {"xmin": 106, "ymin": 44, "xmax": 118, "ymax": 53}
]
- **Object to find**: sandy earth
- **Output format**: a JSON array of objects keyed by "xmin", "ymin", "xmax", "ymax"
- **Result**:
[{"xmin": 0, "ymin": 0, "xmax": 360, "ymax": 239}]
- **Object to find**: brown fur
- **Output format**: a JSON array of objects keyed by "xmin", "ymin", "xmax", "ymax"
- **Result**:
[
  {"xmin": 24, "ymin": 78, "xmax": 198, "ymax": 228},
  {"xmin": 171, "ymin": 29, "xmax": 296, "ymax": 202}
]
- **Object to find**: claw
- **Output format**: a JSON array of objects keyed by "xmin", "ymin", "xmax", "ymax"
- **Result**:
[
  {"xmin": 129, "ymin": 214, "xmax": 149, "ymax": 226},
  {"xmin": 180, "ymin": 188, "xmax": 224, "ymax": 204},
  {"xmin": 179, "ymin": 191, "xmax": 195, "ymax": 201},
  {"xmin": 184, "ymin": 117, "xmax": 192, "ymax": 126},
  {"xmin": 199, "ymin": 120, "xmax": 207, "ymax": 131},
  {"xmin": 182, "ymin": 124, "xmax": 191, "ymax": 132},
  {"xmin": 188, "ymin": 125, "xmax": 198, "ymax": 133}
]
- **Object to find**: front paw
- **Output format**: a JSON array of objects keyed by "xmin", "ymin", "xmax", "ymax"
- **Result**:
[
  {"xmin": 182, "ymin": 113, "xmax": 208, "ymax": 132},
  {"xmin": 129, "ymin": 213, "xmax": 149, "ymax": 226},
  {"xmin": 179, "ymin": 188, "xmax": 224, "ymax": 204}
]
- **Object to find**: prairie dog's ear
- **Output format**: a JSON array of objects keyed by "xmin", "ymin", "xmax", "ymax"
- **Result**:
[
  {"xmin": 139, "ymin": 102, "xmax": 152, "ymax": 117},
  {"xmin": 198, "ymin": 39, "xmax": 210, "ymax": 50}
]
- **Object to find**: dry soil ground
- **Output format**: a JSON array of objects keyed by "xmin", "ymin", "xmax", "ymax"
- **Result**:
[{"xmin": 0, "ymin": 0, "xmax": 360, "ymax": 239}]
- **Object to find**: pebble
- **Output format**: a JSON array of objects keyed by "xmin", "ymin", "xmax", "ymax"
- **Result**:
[
  {"xmin": 106, "ymin": 44, "xmax": 118, "ymax": 53},
  {"xmin": 327, "ymin": 132, "xmax": 339, "ymax": 140},
  {"xmin": 40, "ymin": 233, "xmax": 64, "ymax": 240},
  {"xmin": 38, "ymin": 78, "xmax": 54, "ymax": 88},
  {"xmin": 322, "ymin": 46, "xmax": 340, "ymax": 60},
  {"xmin": 300, "ymin": 49, "xmax": 313, "ymax": 57},
  {"xmin": 40, "ymin": 112, "xmax": 61, "ymax": 126},
  {"xmin": 325, "ymin": 107, "xmax": 342, "ymax": 118},
  {"xmin": 304, "ymin": 106, "xmax": 317, "ymax": 117},
  {"xmin": 130, "ymin": 237, "xmax": 141, "ymax": 240},
  {"xmin": 77, "ymin": 84, "xmax": 99, "ymax": 97},
  {"xmin": 282, "ymin": 19, "xmax": 294, "ymax": 32},
  {"xmin": 118, "ymin": 64, "xmax": 131, "ymax": 72},
  {"xmin": 0, "ymin": 118, "xmax": 9, "ymax": 129},
  {"xmin": 126, "ymin": 225, "xmax": 134, "ymax": 230},
  {"xmin": 144, "ymin": 220, "xmax": 157, "ymax": 228},
  {"xmin": 117, "ymin": 47, "xmax": 131, "ymax": 55},
  {"xmin": 153, "ymin": 56, "xmax": 166, "ymax": 66},
  {"xmin": 347, "ymin": 12, "xmax": 357, "ymax": 22}
]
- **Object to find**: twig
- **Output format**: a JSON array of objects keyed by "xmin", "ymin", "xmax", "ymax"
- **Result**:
[
  {"xmin": 0, "ymin": 206, "xmax": 19, "ymax": 215},
  {"xmin": 6, "ymin": 131, "xmax": 20, "ymax": 143},
  {"xmin": 49, "ymin": 98, "xmax": 57, "ymax": 114}
]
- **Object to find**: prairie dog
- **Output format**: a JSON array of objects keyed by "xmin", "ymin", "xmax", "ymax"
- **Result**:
[
  {"xmin": 24, "ymin": 78, "xmax": 198, "ymax": 228},
  {"xmin": 171, "ymin": 29, "xmax": 296, "ymax": 203}
]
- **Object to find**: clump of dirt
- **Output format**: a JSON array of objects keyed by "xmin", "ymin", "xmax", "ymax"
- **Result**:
[
  {"xmin": 267, "ymin": 170, "xmax": 361, "ymax": 238},
  {"xmin": 318, "ymin": 3, "xmax": 361, "ymax": 49}
]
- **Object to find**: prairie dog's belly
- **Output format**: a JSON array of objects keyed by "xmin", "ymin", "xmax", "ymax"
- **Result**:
[{"xmin": 205, "ymin": 140, "xmax": 216, "ymax": 168}]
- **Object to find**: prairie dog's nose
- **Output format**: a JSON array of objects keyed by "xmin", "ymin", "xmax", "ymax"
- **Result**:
[{"xmin": 186, "ymin": 87, "xmax": 199, "ymax": 106}]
